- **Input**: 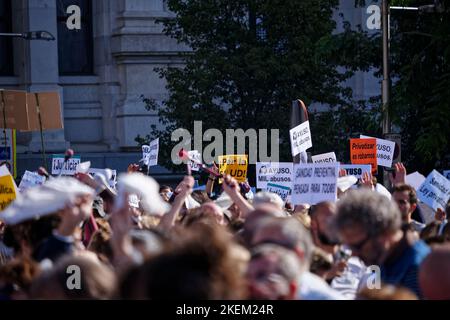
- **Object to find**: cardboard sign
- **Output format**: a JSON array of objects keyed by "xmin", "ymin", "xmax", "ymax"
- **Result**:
[
  {"xmin": 0, "ymin": 90, "xmax": 30, "ymax": 130},
  {"xmin": 340, "ymin": 164, "xmax": 372, "ymax": 179},
  {"xmin": 289, "ymin": 121, "xmax": 312, "ymax": 157},
  {"xmin": 188, "ymin": 150, "xmax": 202, "ymax": 172},
  {"xmin": 292, "ymin": 163, "xmax": 339, "ymax": 205},
  {"xmin": 142, "ymin": 138, "xmax": 159, "ymax": 167},
  {"xmin": 360, "ymin": 135, "xmax": 395, "ymax": 168},
  {"xmin": 256, "ymin": 162, "xmax": 293, "ymax": 190},
  {"xmin": 311, "ymin": 152, "xmax": 337, "ymax": 164},
  {"xmin": 218, "ymin": 155, "xmax": 248, "ymax": 183},
  {"xmin": 0, "ymin": 129, "xmax": 16, "ymax": 178},
  {"xmin": 266, "ymin": 183, "xmax": 291, "ymax": 202},
  {"xmin": 89, "ymin": 168, "xmax": 117, "ymax": 189},
  {"xmin": 0, "ymin": 174, "xmax": 17, "ymax": 211},
  {"xmin": 405, "ymin": 172, "xmax": 426, "ymax": 191},
  {"xmin": 51, "ymin": 154, "xmax": 81, "ymax": 176},
  {"xmin": 444, "ymin": 170, "xmax": 450, "ymax": 180},
  {"xmin": 26, "ymin": 92, "xmax": 64, "ymax": 131},
  {"xmin": 350, "ymin": 138, "xmax": 377, "ymax": 174},
  {"xmin": 417, "ymin": 170, "xmax": 450, "ymax": 211},
  {"xmin": 0, "ymin": 90, "xmax": 63, "ymax": 132},
  {"xmin": 18, "ymin": 171, "xmax": 46, "ymax": 191}
]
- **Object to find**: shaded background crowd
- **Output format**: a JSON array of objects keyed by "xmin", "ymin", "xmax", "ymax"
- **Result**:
[{"xmin": 0, "ymin": 161, "xmax": 449, "ymax": 300}]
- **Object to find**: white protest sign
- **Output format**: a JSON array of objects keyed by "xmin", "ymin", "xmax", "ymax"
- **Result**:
[
  {"xmin": 311, "ymin": 152, "xmax": 337, "ymax": 164},
  {"xmin": 76, "ymin": 161, "xmax": 91, "ymax": 174},
  {"xmin": 405, "ymin": 172, "xmax": 426, "ymax": 191},
  {"xmin": 188, "ymin": 150, "xmax": 202, "ymax": 172},
  {"xmin": 148, "ymin": 138, "xmax": 159, "ymax": 167},
  {"xmin": 340, "ymin": 164, "xmax": 372, "ymax": 179},
  {"xmin": 256, "ymin": 162, "xmax": 293, "ymax": 190},
  {"xmin": 444, "ymin": 170, "xmax": 450, "ymax": 180},
  {"xmin": 267, "ymin": 183, "xmax": 291, "ymax": 202},
  {"xmin": 18, "ymin": 171, "xmax": 46, "ymax": 191},
  {"xmin": 360, "ymin": 135, "xmax": 395, "ymax": 168},
  {"xmin": 89, "ymin": 168, "xmax": 117, "ymax": 189},
  {"xmin": 289, "ymin": 121, "xmax": 312, "ymax": 157},
  {"xmin": 292, "ymin": 162, "xmax": 339, "ymax": 205},
  {"xmin": 51, "ymin": 154, "xmax": 81, "ymax": 176},
  {"xmin": 417, "ymin": 170, "xmax": 450, "ymax": 211}
]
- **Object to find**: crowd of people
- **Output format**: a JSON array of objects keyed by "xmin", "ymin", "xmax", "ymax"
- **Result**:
[{"xmin": 0, "ymin": 160, "xmax": 449, "ymax": 300}]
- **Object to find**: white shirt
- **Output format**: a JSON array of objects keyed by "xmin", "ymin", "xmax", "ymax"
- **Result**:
[
  {"xmin": 331, "ymin": 257, "xmax": 366, "ymax": 299},
  {"xmin": 298, "ymin": 271, "xmax": 347, "ymax": 300}
]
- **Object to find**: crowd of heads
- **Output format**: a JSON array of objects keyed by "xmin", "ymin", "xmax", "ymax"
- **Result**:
[{"xmin": 0, "ymin": 161, "xmax": 449, "ymax": 300}]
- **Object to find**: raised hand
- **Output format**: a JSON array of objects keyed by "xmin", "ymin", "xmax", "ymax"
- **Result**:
[
  {"xmin": 361, "ymin": 171, "xmax": 374, "ymax": 190},
  {"xmin": 389, "ymin": 162, "xmax": 407, "ymax": 186},
  {"xmin": 57, "ymin": 195, "xmax": 94, "ymax": 237},
  {"xmin": 339, "ymin": 169, "xmax": 347, "ymax": 177},
  {"xmin": 127, "ymin": 163, "xmax": 140, "ymax": 173}
]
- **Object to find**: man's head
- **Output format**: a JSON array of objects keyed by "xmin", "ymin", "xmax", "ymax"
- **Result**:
[
  {"xmin": 253, "ymin": 191, "xmax": 284, "ymax": 212},
  {"xmin": 419, "ymin": 244, "xmax": 450, "ymax": 300},
  {"xmin": 392, "ymin": 184, "xmax": 418, "ymax": 221},
  {"xmin": 246, "ymin": 244, "xmax": 301, "ymax": 300},
  {"xmin": 309, "ymin": 202, "xmax": 339, "ymax": 248},
  {"xmin": 201, "ymin": 202, "xmax": 226, "ymax": 225},
  {"xmin": 251, "ymin": 217, "xmax": 313, "ymax": 270},
  {"xmin": 333, "ymin": 189, "xmax": 402, "ymax": 266}
]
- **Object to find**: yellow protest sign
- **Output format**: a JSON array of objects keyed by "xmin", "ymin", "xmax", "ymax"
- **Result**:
[
  {"xmin": 218, "ymin": 155, "xmax": 248, "ymax": 183},
  {"xmin": 0, "ymin": 174, "xmax": 16, "ymax": 211}
]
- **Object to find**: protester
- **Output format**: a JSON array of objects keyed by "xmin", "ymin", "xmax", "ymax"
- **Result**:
[
  {"xmin": 251, "ymin": 216, "xmax": 345, "ymax": 300},
  {"xmin": 333, "ymin": 189, "xmax": 430, "ymax": 298},
  {"xmin": 392, "ymin": 184, "xmax": 425, "ymax": 233},
  {"xmin": 246, "ymin": 244, "xmax": 302, "ymax": 299},
  {"xmin": 419, "ymin": 244, "xmax": 450, "ymax": 300}
]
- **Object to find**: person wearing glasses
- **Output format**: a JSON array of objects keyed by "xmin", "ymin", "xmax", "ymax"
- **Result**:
[{"xmin": 333, "ymin": 189, "xmax": 430, "ymax": 298}]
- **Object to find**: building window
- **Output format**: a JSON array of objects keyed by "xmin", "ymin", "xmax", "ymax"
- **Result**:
[
  {"xmin": 57, "ymin": 0, "xmax": 94, "ymax": 75},
  {"xmin": 0, "ymin": 0, "xmax": 13, "ymax": 76}
]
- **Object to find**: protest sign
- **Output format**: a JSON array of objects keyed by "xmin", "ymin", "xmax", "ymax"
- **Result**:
[
  {"xmin": 266, "ymin": 183, "xmax": 291, "ymax": 202},
  {"xmin": 188, "ymin": 150, "xmax": 202, "ymax": 172},
  {"xmin": 444, "ymin": 170, "xmax": 450, "ymax": 180},
  {"xmin": 291, "ymin": 163, "xmax": 339, "ymax": 205},
  {"xmin": 256, "ymin": 162, "xmax": 293, "ymax": 190},
  {"xmin": 0, "ymin": 165, "xmax": 18, "ymax": 195},
  {"xmin": 51, "ymin": 154, "xmax": 81, "ymax": 176},
  {"xmin": 360, "ymin": 135, "xmax": 396, "ymax": 168},
  {"xmin": 0, "ymin": 174, "xmax": 17, "ymax": 211},
  {"xmin": 406, "ymin": 172, "xmax": 426, "ymax": 191},
  {"xmin": 417, "ymin": 170, "xmax": 450, "ymax": 211},
  {"xmin": 311, "ymin": 152, "xmax": 337, "ymax": 164},
  {"xmin": 289, "ymin": 121, "xmax": 312, "ymax": 157},
  {"xmin": 18, "ymin": 171, "xmax": 46, "ymax": 191},
  {"xmin": 89, "ymin": 168, "xmax": 117, "ymax": 189},
  {"xmin": 350, "ymin": 138, "xmax": 377, "ymax": 174},
  {"xmin": 142, "ymin": 138, "xmax": 159, "ymax": 167},
  {"xmin": 340, "ymin": 164, "xmax": 372, "ymax": 179},
  {"xmin": 0, "ymin": 129, "xmax": 16, "ymax": 178},
  {"xmin": 218, "ymin": 155, "xmax": 248, "ymax": 183}
]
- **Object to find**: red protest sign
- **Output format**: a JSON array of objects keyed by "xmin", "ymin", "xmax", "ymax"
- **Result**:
[{"xmin": 350, "ymin": 138, "xmax": 377, "ymax": 175}]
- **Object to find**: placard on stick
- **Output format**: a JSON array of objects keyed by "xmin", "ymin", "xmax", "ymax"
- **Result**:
[{"xmin": 218, "ymin": 155, "xmax": 248, "ymax": 183}]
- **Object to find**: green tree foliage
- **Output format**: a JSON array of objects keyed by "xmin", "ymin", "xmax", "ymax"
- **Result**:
[
  {"xmin": 389, "ymin": 0, "xmax": 450, "ymax": 173},
  {"xmin": 137, "ymin": 0, "xmax": 381, "ymax": 171}
]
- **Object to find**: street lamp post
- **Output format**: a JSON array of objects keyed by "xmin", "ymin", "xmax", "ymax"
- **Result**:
[
  {"xmin": 0, "ymin": 31, "xmax": 55, "ymax": 41},
  {"xmin": 382, "ymin": 0, "xmax": 391, "ymax": 137}
]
